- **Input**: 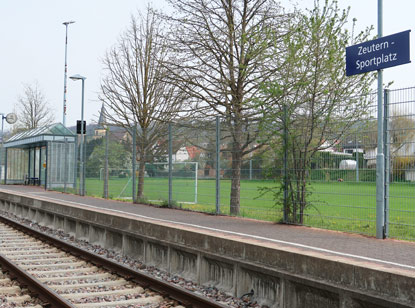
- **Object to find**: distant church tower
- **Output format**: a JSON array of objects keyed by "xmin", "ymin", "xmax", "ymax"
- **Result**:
[{"xmin": 94, "ymin": 103, "xmax": 107, "ymax": 138}]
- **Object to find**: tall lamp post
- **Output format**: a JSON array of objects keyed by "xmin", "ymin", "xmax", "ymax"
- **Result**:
[
  {"xmin": 70, "ymin": 74, "xmax": 86, "ymax": 196},
  {"xmin": 1, "ymin": 113, "xmax": 5, "ymax": 184},
  {"xmin": 1, "ymin": 113, "xmax": 5, "ymax": 143},
  {"xmin": 62, "ymin": 21, "xmax": 75, "ymax": 127},
  {"xmin": 0, "ymin": 113, "xmax": 17, "ymax": 184}
]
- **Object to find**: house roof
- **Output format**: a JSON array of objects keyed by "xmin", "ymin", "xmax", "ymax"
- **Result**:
[
  {"xmin": 5, "ymin": 123, "xmax": 76, "ymax": 148},
  {"xmin": 186, "ymin": 146, "xmax": 202, "ymax": 159}
]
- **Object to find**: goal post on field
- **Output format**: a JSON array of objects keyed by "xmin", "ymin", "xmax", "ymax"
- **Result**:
[
  {"xmin": 100, "ymin": 162, "xmax": 198, "ymax": 203},
  {"xmin": 146, "ymin": 162, "xmax": 198, "ymax": 204}
]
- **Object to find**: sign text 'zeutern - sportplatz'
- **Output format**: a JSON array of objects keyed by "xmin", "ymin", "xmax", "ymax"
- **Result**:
[{"xmin": 346, "ymin": 30, "xmax": 411, "ymax": 76}]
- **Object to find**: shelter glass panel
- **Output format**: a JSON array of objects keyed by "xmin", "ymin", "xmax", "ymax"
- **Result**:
[
  {"xmin": 47, "ymin": 141, "xmax": 76, "ymax": 188},
  {"xmin": 35, "ymin": 147, "xmax": 40, "ymax": 179},
  {"xmin": 6, "ymin": 148, "xmax": 28, "ymax": 183},
  {"xmin": 29, "ymin": 148, "xmax": 34, "ymax": 178}
]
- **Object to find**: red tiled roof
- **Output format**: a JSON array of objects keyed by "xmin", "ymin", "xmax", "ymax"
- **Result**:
[{"xmin": 186, "ymin": 146, "xmax": 202, "ymax": 159}]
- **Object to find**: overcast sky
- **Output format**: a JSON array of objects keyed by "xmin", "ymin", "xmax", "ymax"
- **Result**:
[{"xmin": 0, "ymin": 1, "xmax": 414, "ymax": 132}]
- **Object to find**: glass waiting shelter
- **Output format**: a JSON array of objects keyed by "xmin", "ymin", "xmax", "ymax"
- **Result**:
[{"xmin": 3, "ymin": 123, "xmax": 77, "ymax": 189}]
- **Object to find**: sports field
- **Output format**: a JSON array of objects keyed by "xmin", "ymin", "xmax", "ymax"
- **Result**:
[{"xmin": 60, "ymin": 177, "xmax": 415, "ymax": 240}]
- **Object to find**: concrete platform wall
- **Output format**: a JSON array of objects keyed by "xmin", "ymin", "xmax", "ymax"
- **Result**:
[{"xmin": 0, "ymin": 191, "xmax": 414, "ymax": 308}]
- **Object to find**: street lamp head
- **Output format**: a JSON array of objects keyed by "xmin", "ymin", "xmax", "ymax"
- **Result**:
[
  {"xmin": 63, "ymin": 21, "xmax": 75, "ymax": 26},
  {"xmin": 70, "ymin": 74, "xmax": 86, "ymax": 81}
]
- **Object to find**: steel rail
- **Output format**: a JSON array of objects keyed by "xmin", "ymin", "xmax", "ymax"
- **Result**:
[{"xmin": 0, "ymin": 214, "xmax": 227, "ymax": 308}]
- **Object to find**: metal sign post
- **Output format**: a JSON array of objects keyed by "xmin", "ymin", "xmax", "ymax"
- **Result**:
[
  {"xmin": 376, "ymin": 0, "xmax": 385, "ymax": 239},
  {"xmin": 345, "ymin": 1, "xmax": 411, "ymax": 239}
]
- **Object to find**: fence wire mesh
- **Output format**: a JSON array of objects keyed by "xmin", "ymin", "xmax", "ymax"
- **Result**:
[
  {"xmin": 386, "ymin": 88, "xmax": 415, "ymax": 240},
  {"xmin": 295, "ymin": 92, "xmax": 378, "ymax": 236},
  {"xmin": 42, "ymin": 87, "xmax": 415, "ymax": 241},
  {"xmin": 171, "ymin": 121, "xmax": 216, "ymax": 209}
]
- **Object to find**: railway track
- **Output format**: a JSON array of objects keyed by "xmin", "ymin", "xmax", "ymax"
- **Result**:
[{"xmin": 0, "ymin": 215, "xmax": 227, "ymax": 308}]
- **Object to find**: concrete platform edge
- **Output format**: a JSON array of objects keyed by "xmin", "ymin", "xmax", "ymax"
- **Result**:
[{"xmin": 0, "ymin": 190, "xmax": 414, "ymax": 308}]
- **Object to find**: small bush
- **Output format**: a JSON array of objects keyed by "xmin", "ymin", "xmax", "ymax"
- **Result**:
[
  {"xmin": 136, "ymin": 196, "xmax": 149, "ymax": 204},
  {"xmin": 160, "ymin": 199, "xmax": 179, "ymax": 208}
]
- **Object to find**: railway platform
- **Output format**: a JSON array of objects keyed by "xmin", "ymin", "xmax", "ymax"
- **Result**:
[
  {"xmin": 1, "ymin": 184, "xmax": 413, "ymax": 271},
  {"xmin": 0, "ymin": 184, "xmax": 414, "ymax": 307}
]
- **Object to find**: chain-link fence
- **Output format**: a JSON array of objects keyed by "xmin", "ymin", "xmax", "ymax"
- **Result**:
[
  {"xmin": 385, "ymin": 88, "xmax": 415, "ymax": 240},
  {"xmin": 288, "ymin": 92, "xmax": 379, "ymax": 236},
  {"xmin": 44, "ymin": 87, "xmax": 415, "ymax": 241}
]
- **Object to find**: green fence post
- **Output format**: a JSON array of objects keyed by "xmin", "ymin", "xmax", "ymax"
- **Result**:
[
  {"xmin": 383, "ymin": 89, "xmax": 390, "ymax": 238},
  {"xmin": 168, "ymin": 123, "xmax": 173, "ymax": 208},
  {"xmin": 283, "ymin": 105, "xmax": 288, "ymax": 223},
  {"xmin": 104, "ymin": 127, "xmax": 109, "ymax": 199},
  {"xmin": 216, "ymin": 116, "xmax": 220, "ymax": 214},
  {"xmin": 132, "ymin": 124, "xmax": 137, "ymax": 203}
]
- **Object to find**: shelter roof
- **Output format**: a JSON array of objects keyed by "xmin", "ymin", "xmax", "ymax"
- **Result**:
[{"xmin": 5, "ymin": 123, "xmax": 76, "ymax": 148}]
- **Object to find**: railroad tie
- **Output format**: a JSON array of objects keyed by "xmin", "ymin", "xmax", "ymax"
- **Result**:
[
  {"xmin": 19, "ymin": 260, "xmax": 86, "ymax": 270},
  {"xmin": 37, "ymin": 272, "xmax": 112, "ymax": 282},
  {"xmin": 1, "ymin": 248, "xmax": 60, "ymax": 255},
  {"xmin": 50, "ymin": 278, "xmax": 128, "ymax": 291},
  {"xmin": 0, "ymin": 277, "xmax": 11, "ymax": 284},
  {"xmin": 7, "ymin": 252, "xmax": 68, "ymax": 260},
  {"xmin": 60, "ymin": 286, "xmax": 145, "ymax": 300},
  {"xmin": 0, "ymin": 285, "xmax": 21, "ymax": 294},
  {"xmin": 30, "ymin": 265, "xmax": 100, "ymax": 275},
  {"xmin": 13, "ymin": 256, "xmax": 75, "ymax": 264},
  {"xmin": 75, "ymin": 295, "xmax": 164, "ymax": 308},
  {"xmin": 3, "ymin": 294, "xmax": 32, "ymax": 304}
]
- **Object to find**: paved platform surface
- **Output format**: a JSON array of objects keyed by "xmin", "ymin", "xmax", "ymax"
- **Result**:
[{"xmin": 1, "ymin": 185, "xmax": 414, "ymax": 272}]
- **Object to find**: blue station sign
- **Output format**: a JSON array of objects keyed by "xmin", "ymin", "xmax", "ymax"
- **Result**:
[{"xmin": 346, "ymin": 30, "xmax": 411, "ymax": 76}]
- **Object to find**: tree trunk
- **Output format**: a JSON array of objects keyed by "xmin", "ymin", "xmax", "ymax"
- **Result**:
[
  {"xmin": 299, "ymin": 170, "xmax": 307, "ymax": 224},
  {"xmin": 293, "ymin": 155, "xmax": 301, "ymax": 224},
  {"xmin": 136, "ymin": 149, "xmax": 146, "ymax": 199},
  {"xmin": 230, "ymin": 150, "xmax": 242, "ymax": 215},
  {"xmin": 298, "ymin": 153, "xmax": 309, "ymax": 224}
]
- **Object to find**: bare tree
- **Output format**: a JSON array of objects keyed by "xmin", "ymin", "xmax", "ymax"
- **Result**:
[
  {"xmin": 15, "ymin": 81, "xmax": 55, "ymax": 131},
  {"xmin": 164, "ymin": 0, "xmax": 289, "ymax": 215},
  {"xmin": 99, "ymin": 7, "xmax": 187, "ymax": 200}
]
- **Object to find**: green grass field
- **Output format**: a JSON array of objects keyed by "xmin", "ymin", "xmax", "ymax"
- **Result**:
[{"xmin": 56, "ymin": 177, "xmax": 415, "ymax": 240}]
